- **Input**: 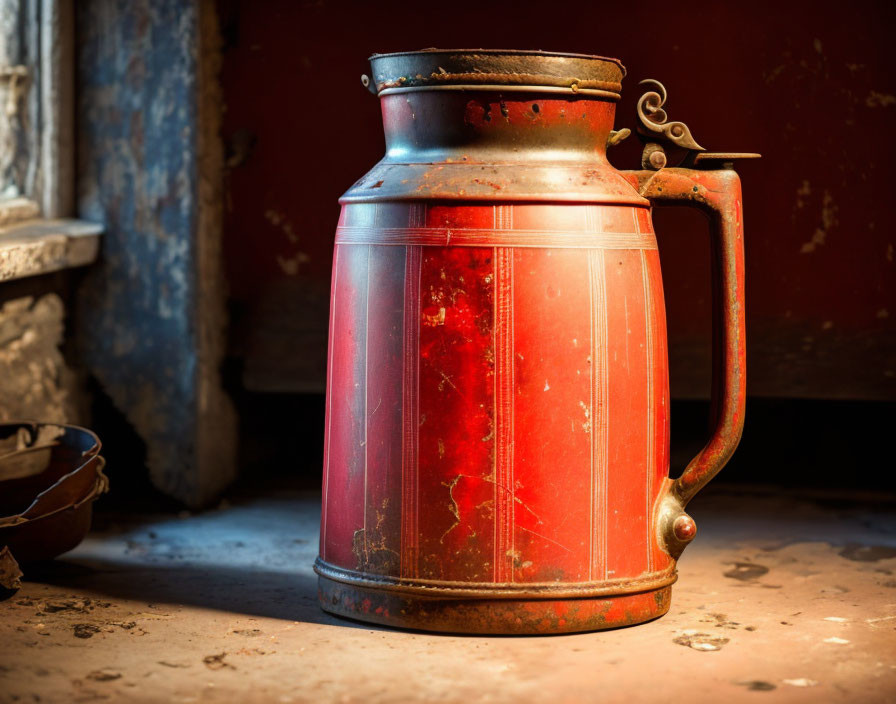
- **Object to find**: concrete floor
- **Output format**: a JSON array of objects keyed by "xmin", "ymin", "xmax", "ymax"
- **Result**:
[{"xmin": 1, "ymin": 485, "xmax": 895, "ymax": 703}]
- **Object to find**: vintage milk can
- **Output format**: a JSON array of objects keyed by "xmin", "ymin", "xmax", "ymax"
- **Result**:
[{"xmin": 316, "ymin": 49, "xmax": 757, "ymax": 634}]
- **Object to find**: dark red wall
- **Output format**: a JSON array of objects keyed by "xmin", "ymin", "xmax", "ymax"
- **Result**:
[{"xmin": 219, "ymin": 0, "xmax": 896, "ymax": 399}]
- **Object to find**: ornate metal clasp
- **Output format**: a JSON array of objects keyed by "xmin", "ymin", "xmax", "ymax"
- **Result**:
[
  {"xmin": 637, "ymin": 80, "xmax": 703, "ymax": 151},
  {"xmin": 636, "ymin": 79, "xmax": 702, "ymax": 170},
  {"xmin": 635, "ymin": 78, "xmax": 759, "ymax": 170}
]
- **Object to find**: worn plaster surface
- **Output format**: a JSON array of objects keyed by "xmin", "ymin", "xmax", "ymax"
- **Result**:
[
  {"xmin": 0, "ymin": 486, "xmax": 894, "ymax": 703},
  {"xmin": 0, "ymin": 293, "xmax": 78, "ymax": 423},
  {"xmin": 0, "ymin": 219, "xmax": 101, "ymax": 283}
]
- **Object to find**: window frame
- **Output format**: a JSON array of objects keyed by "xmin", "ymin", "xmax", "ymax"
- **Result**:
[{"xmin": 0, "ymin": 0, "xmax": 73, "ymax": 225}]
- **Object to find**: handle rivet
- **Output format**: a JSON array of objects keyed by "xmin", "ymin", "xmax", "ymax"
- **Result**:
[
  {"xmin": 673, "ymin": 514, "xmax": 697, "ymax": 542},
  {"xmin": 648, "ymin": 150, "xmax": 667, "ymax": 170}
]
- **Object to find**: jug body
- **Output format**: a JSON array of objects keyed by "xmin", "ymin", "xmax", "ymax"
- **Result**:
[
  {"xmin": 320, "ymin": 200, "xmax": 674, "ymax": 633},
  {"xmin": 316, "ymin": 50, "xmax": 748, "ymax": 634}
]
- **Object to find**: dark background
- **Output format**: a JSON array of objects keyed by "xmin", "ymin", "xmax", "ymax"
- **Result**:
[
  {"xmin": 96, "ymin": 0, "xmax": 896, "ymax": 504},
  {"xmin": 205, "ymin": 0, "xmax": 896, "ymax": 494}
]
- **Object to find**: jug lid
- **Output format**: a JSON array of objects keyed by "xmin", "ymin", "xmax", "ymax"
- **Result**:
[{"xmin": 368, "ymin": 49, "xmax": 626, "ymax": 99}]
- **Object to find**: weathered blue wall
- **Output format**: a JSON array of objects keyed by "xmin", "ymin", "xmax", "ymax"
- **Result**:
[{"xmin": 77, "ymin": 0, "xmax": 235, "ymax": 505}]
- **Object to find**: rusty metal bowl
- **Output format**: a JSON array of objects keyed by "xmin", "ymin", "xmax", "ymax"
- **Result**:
[{"xmin": 0, "ymin": 422, "xmax": 108, "ymax": 565}]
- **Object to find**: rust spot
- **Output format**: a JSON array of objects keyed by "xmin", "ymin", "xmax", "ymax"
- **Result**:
[
  {"xmin": 422, "ymin": 306, "xmax": 446, "ymax": 326},
  {"xmin": 352, "ymin": 528, "xmax": 366, "ymax": 568},
  {"xmin": 471, "ymin": 178, "xmax": 503, "ymax": 190}
]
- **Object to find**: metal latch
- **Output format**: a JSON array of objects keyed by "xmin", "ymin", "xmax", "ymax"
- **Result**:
[{"xmin": 634, "ymin": 79, "xmax": 760, "ymax": 170}]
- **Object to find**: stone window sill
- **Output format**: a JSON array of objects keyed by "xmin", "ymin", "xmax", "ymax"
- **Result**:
[{"xmin": 0, "ymin": 218, "xmax": 103, "ymax": 283}]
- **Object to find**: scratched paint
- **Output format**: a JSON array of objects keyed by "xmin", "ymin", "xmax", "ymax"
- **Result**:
[
  {"xmin": 319, "ymin": 199, "xmax": 679, "ymax": 631},
  {"xmin": 314, "ymin": 46, "xmax": 755, "ymax": 631}
]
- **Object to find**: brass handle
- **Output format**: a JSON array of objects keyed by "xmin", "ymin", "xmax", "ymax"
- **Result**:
[{"xmin": 624, "ymin": 167, "xmax": 748, "ymax": 557}]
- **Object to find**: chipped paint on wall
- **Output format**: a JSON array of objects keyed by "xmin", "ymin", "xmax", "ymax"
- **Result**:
[
  {"xmin": 865, "ymin": 91, "xmax": 896, "ymax": 108},
  {"xmin": 794, "ymin": 180, "xmax": 811, "ymax": 210},
  {"xmin": 800, "ymin": 191, "xmax": 838, "ymax": 254},
  {"xmin": 76, "ymin": 0, "xmax": 235, "ymax": 506}
]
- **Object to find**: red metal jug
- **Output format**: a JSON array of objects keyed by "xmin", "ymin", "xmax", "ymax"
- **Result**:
[{"xmin": 317, "ymin": 49, "xmax": 754, "ymax": 634}]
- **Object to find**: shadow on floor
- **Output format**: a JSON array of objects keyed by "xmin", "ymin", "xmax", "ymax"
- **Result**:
[
  {"xmin": 21, "ymin": 556, "xmax": 382, "ymax": 630},
  {"xmin": 15, "ymin": 492, "xmax": 385, "ymax": 630}
]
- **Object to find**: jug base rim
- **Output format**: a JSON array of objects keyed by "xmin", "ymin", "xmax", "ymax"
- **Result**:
[
  {"xmin": 317, "ymin": 573, "xmax": 673, "ymax": 635},
  {"xmin": 315, "ymin": 557, "xmax": 677, "ymax": 599}
]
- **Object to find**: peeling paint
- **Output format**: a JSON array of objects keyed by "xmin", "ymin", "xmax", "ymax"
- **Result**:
[
  {"xmin": 795, "ymin": 180, "xmax": 811, "ymax": 209},
  {"xmin": 276, "ymin": 251, "xmax": 310, "ymax": 276},
  {"xmin": 263, "ymin": 209, "xmax": 299, "ymax": 243},
  {"xmin": 77, "ymin": 0, "xmax": 236, "ymax": 506},
  {"xmin": 866, "ymin": 91, "xmax": 896, "ymax": 108},
  {"xmin": 578, "ymin": 400, "xmax": 591, "ymax": 433},
  {"xmin": 801, "ymin": 190, "xmax": 838, "ymax": 253}
]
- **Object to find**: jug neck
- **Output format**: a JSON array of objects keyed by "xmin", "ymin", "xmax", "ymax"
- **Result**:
[{"xmin": 380, "ymin": 91, "xmax": 617, "ymax": 164}]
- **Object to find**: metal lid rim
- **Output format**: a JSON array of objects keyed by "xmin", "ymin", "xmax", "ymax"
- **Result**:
[{"xmin": 368, "ymin": 47, "xmax": 626, "ymax": 72}]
